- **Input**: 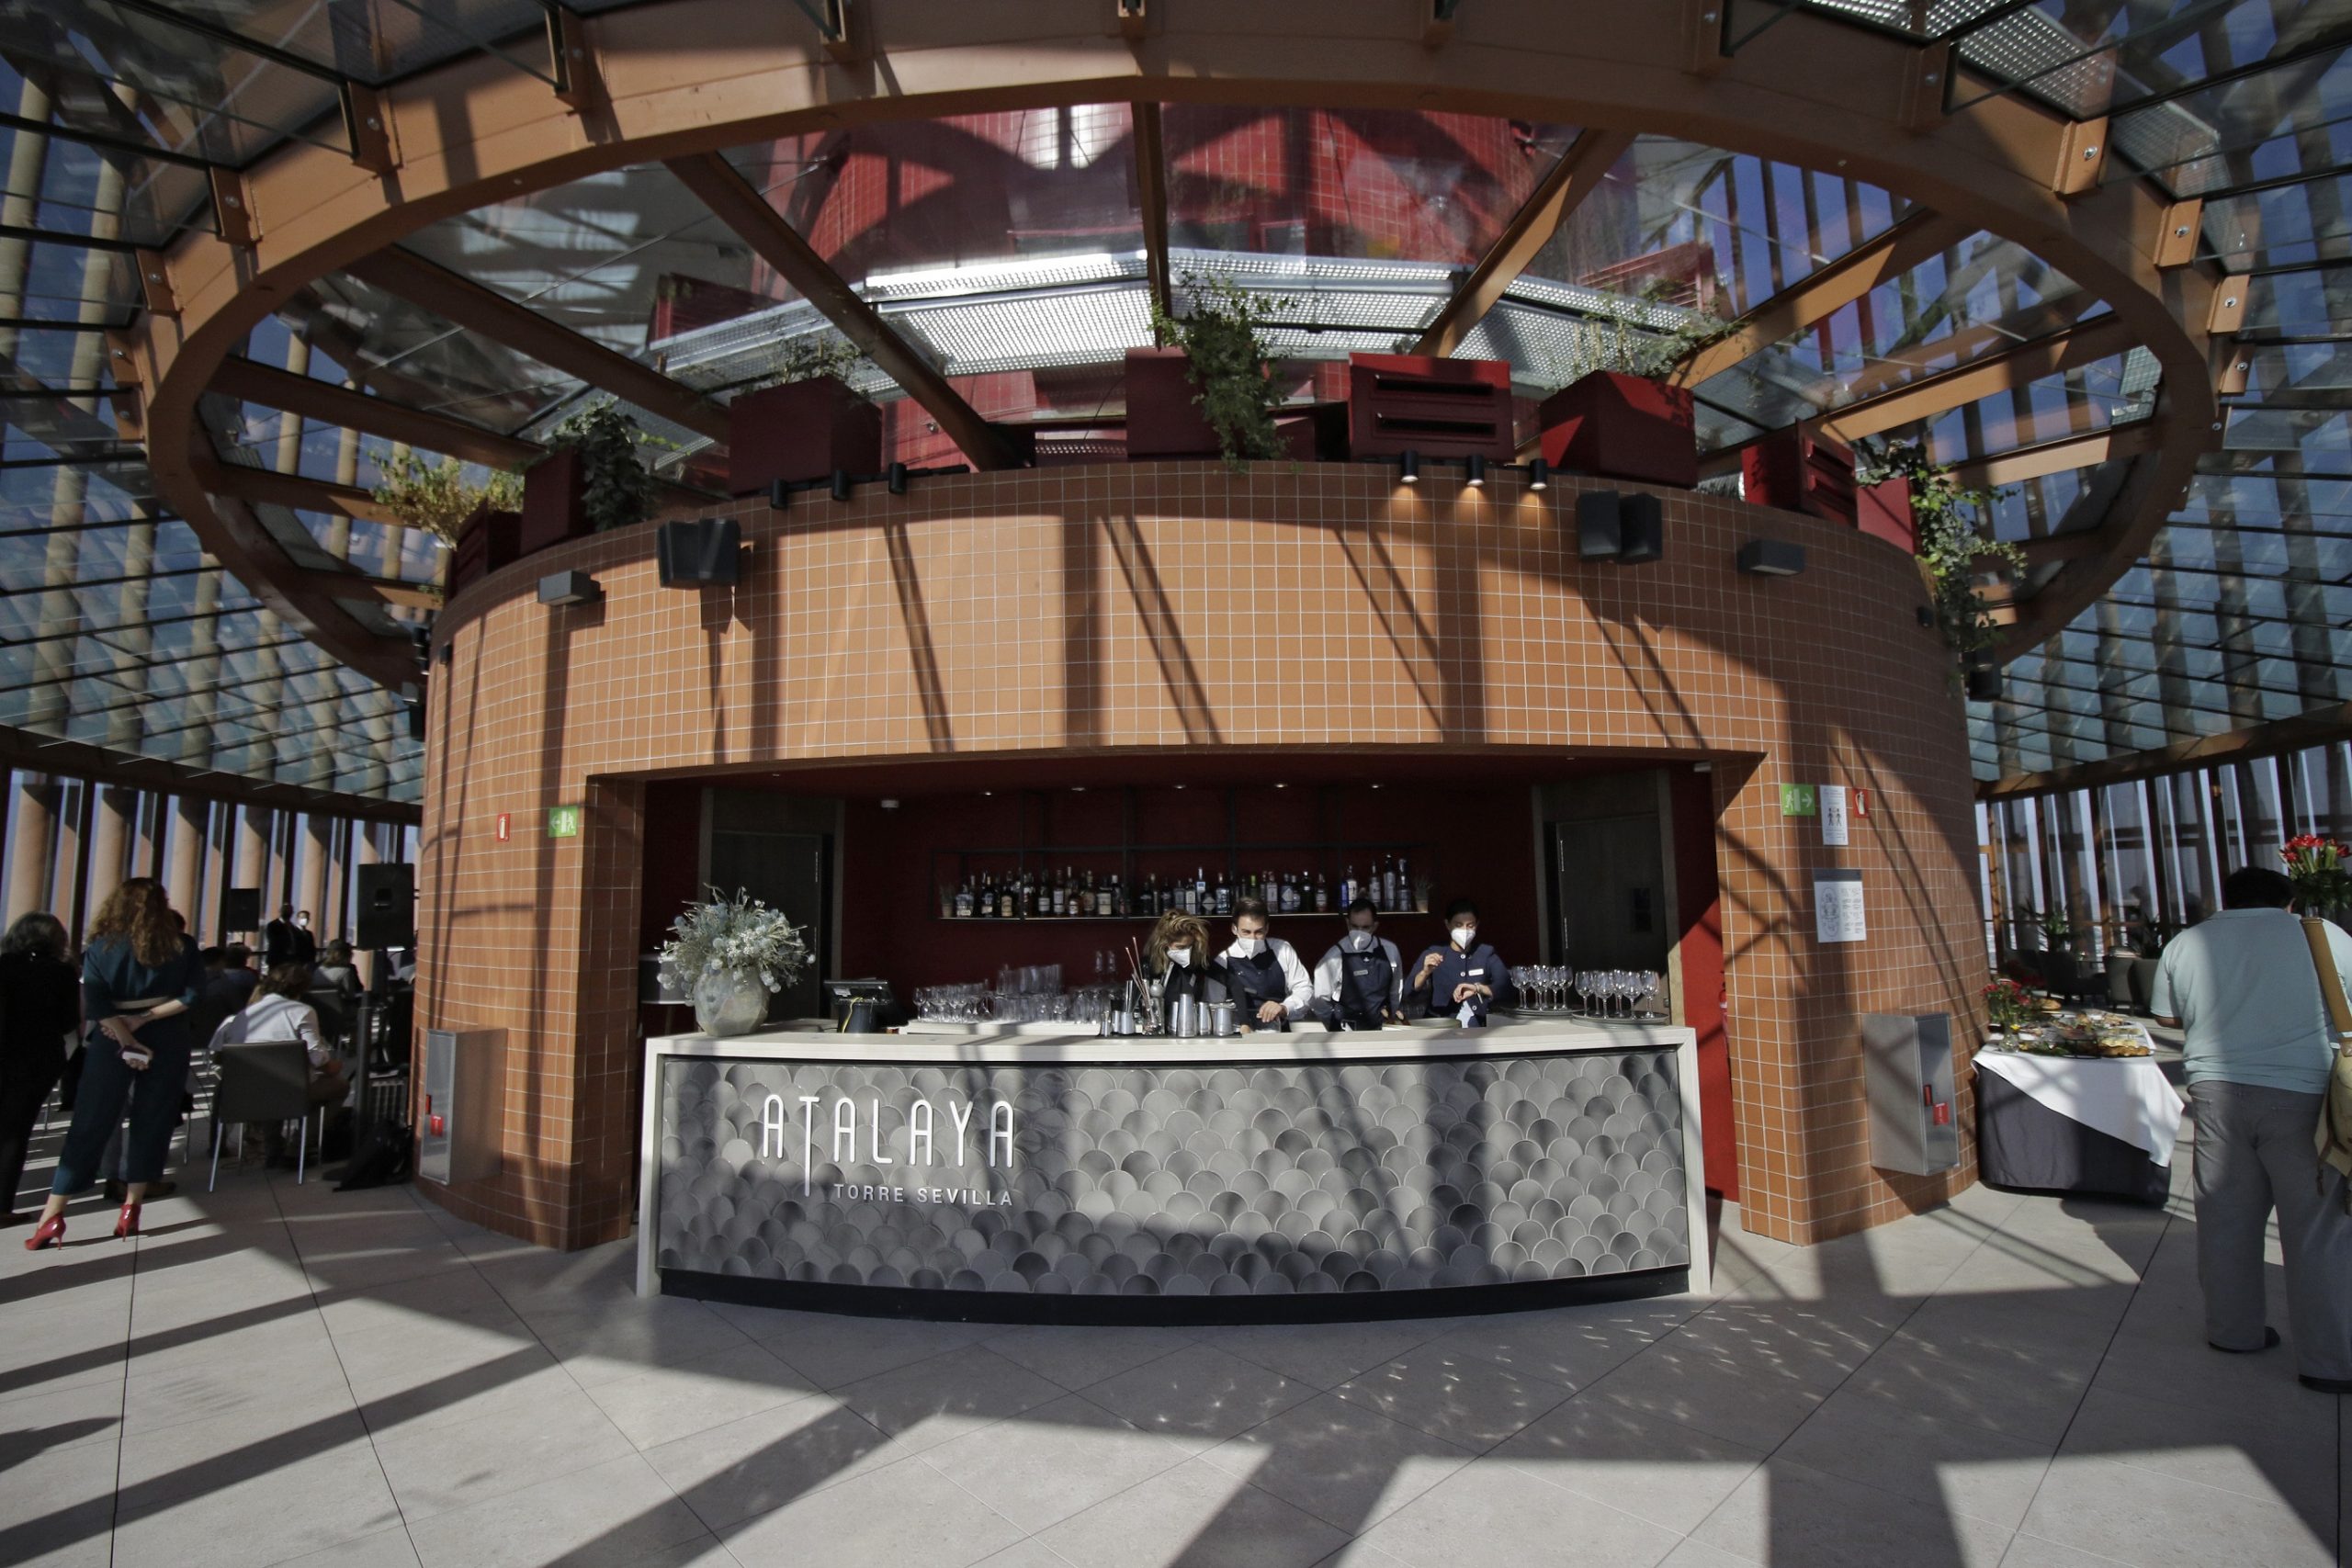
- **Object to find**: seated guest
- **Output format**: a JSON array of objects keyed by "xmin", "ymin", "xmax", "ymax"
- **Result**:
[
  {"xmin": 1313, "ymin": 897, "xmax": 1404, "ymax": 1029},
  {"xmin": 210, "ymin": 964, "xmax": 345, "ymax": 1169},
  {"xmin": 313, "ymin": 941, "xmax": 363, "ymax": 1004},
  {"xmin": 1407, "ymin": 898, "xmax": 1514, "ymax": 1027}
]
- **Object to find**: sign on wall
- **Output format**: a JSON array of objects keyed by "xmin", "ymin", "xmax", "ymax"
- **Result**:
[
  {"xmin": 1820, "ymin": 784, "xmax": 1849, "ymax": 846},
  {"xmin": 547, "ymin": 805, "xmax": 582, "ymax": 839},
  {"xmin": 1781, "ymin": 784, "xmax": 1818, "ymax": 817},
  {"xmin": 1815, "ymin": 869, "xmax": 1867, "ymax": 943}
]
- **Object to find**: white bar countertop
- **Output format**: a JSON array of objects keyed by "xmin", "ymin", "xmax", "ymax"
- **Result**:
[{"xmin": 644, "ymin": 1016, "xmax": 1696, "ymax": 1066}]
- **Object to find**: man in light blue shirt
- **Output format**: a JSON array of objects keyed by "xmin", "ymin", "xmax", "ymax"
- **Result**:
[{"xmin": 2154, "ymin": 865, "xmax": 2352, "ymax": 1393}]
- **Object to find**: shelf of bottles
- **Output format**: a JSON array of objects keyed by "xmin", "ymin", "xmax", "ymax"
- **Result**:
[{"xmin": 940, "ymin": 852, "xmax": 1430, "ymax": 923}]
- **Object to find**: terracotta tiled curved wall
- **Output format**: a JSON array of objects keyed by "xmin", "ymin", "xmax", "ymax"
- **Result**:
[{"xmin": 421, "ymin": 464, "xmax": 1984, "ymax": 1249}]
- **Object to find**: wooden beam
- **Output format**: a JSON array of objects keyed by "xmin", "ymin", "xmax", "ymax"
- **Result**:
[
  {"xmin": 1133, "ymin": 100, "xmax": 1172, "ymax": 324},
  {"xmin": 1951, "ymin": 420, "xmax": 2163, "ymax": 490},
  {"xmin": 1667, "ymin": 209, "xmax": 1973, "ymax": 388},
  {"xmin": 344, "ymin": 247, "xmax": 730, "ymax": 444},
  {"xmin": 211, "ymin": 357, "xmax": 540, "ymax": 470},
  {"xmin": 1816, "ymin": 313, "xmax": 2138, "ymax": 444},
  {"xmin": 1413, "ymin": 129, "xmax": 1635, "ymax": 359},
  {"xmin": 664, "ymin": 151, "xmax": 1018, "ymax": 469},
  {"xmin": 197, "ymin": 461, "xmax": 402, "ymax": 526},
  {"xmin": 2017, "ymin": 530, "xmax": 2112, "ymax": 567},
  {"xmin": 0, "ymin": 722, "xmax": 420, "ymax": 825},
  {"xmin": 1978, "ymin": 698, "xmax": 2352, "ymax": 801}
]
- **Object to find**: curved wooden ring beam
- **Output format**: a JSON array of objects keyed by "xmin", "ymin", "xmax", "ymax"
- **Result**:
[{"xmin": 122, "ymin": 0, "xmax": 2221, "ymax": 692}]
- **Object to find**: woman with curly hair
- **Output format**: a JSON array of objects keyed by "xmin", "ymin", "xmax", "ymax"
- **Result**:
[{"xmin": 24, "ymin": 878, "xmax": 201, "ymax": 1249}]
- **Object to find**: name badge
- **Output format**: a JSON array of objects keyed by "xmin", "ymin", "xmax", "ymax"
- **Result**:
[{"xmin": 1465, "ymin": 967, "xmax": 1485, "ymax": 976}]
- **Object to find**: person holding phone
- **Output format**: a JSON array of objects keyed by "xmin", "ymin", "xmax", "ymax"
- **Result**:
[{"xmin": 24, "ymin": 879, "xmax": 202, "ymax": 1250}]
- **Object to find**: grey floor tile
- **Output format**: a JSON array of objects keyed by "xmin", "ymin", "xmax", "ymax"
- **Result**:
[
  {"xmin": 1996, "ymin": 1538, "xmax": 2147, "ymax": 1568},
  {"xmin": 2019, "ymin": 1454, "xmax": 2335, "ymax": 1568},
  {"xmin": 1775, "ymin": 1385, "xmax": 2057, "ymax": 1533},
  {"xmin": 1331, "ymin": 1343, "xmax": 1573, "ymax": 1451},
  {"xmin": 1669, "ymin": 1299, "xmax": 1904, "ymax": 1389},
  {"xmin": 1489, "ymin": 1394, "xmax": 1768, "ymax": 1534},
  {"xmin": 922, "ymin": 1392, "xmax": 1192, "ymax": 1533},
  {"xmin": 2058, "ymin": 1382, "xmax": 2337, "ymax": 1531},
  {"xmin": 583, "ymin": 1342, "xmax": 820, "ymax": 1450},
  {"xmin": 111, "ymin": 1429, "xmax": 405, "ymax": 1568},
  {"xmin": 404, "ymin": 1451, "xmax": 709, "ymax": 1568},
  {"xmin": 1190, "ymin": 1319, "xmax": 1443, "ymax": 1391},
  {"xmin": 1580, "ymin": 1339, "xmax": 1826, "ymax": 1452},
  {"xmin": 751, "ymin": 1311, "xmax": 989, "ymax": 1390},
  {"xmin": 980, "ymin": 1321, "xmax": 1193, "ymax": 1391},
  {"xmin": 832, "ymin": 1342, "xmax": 1066, "ymax": 1455},
  {"xmin": 1081, "ymin": 1341, "xmax": 1317, "ymax": 1451},
  {"xmin": 0, "ymin": 1372, "xmax": 124, "ymax": 1455},
  {"xmin": 372, "ymin": 1380, "xmax": 639, "ymax": 1521},
  {"xmin": 1198, "ymin": 1389, "xmax": 1476, "ymax": 1532},
  {"xmin": 1690, "ymin": 1458, "xmax": 2017, "ymax": 1568},
  {"xmin": 720, "ymin": 1453, "xmax": 1023, "ymax": 1568},
  {"xmin": 2088, "ymin": 1325, "xmax": 2319, "ymax": 1427},
  {"xmin": 0, "ymin": 1422, "xmax": 123, "ymax": 1568},
  {"xmin": 272, "ymin": 1525, "xmax": 424, "ymax": 1568},
  {"xmin": 1362, "ymin": 1455, "xmax": 1682, "ymax": 1568},
  {"xmin": 120, "ymin": 1334, "xmax": 354, "ymax": 1439},
  {"xmin": 1428, "ymin": 1299, "xmax": 1693, "ymax": 1390},
  {"xmin": 974, "ymin": 1540, "xmax": 1092, "ymax": 1568},
  {"xmin": 521, "ymin": 1296, "xmax": 755, "ymax": 1389},
  {"xmin": 643, "ymin": 1393, "xmax": 904, "ymax": 1530},
  {"xmin": 1036, "ymin": 1455, "xmax": 1349, "ymax": 1568}
]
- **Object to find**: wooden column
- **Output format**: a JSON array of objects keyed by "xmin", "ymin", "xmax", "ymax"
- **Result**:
[{"xmin": 3, "ymin": 772, "xmax": 57, "ymax": 926}]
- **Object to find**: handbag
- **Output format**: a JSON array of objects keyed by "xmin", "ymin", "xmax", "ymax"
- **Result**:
[{"xmin": 2297, "ymin": 917, "xmax": 2352, "ymax": 1212}]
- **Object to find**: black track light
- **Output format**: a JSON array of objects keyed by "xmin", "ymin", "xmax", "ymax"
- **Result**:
[
  {"xmin": 768, "ymin": 479, "xmax": 789, "ymax": 510},
  {"xmin": 1398, "ymin": 450, "xmax": 1420, "ymax": 484},
  {"xmin": 888, "ymin": 462, "xmax": 909, "ymax": 495},
  {"xmin": 1464, "ymin": 455, "xmax": 1487, "ymax": 487},
  {"xmin": 831, "ymin": 469, "xmax": 853, "ymax": 502},
  {"xmin": 1527, "ymin": 457, "xmax": 1549, "ymax": 491}
]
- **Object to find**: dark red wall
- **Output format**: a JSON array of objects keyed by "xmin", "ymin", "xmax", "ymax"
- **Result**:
[
  {"xmin": 831, "ymin": 781, "xmax": 1539, "ymax": 991},
  {"xmin": 1671, "ymin": 767, "xmax": 1735, "ymax": 1200}
]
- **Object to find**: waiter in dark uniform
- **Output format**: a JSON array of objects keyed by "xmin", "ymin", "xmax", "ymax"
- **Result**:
[
  {"xmin": 1219, "ymin": 898, "xmax": 1313, "ymax": 1033},
  {"xmin": 1313, "ymin": 897, "xmax": 1403, "ymax": 1029},
  {"xmin": 1408, "ymin": 898, "xmax": 1514, "ymax": 1027}
]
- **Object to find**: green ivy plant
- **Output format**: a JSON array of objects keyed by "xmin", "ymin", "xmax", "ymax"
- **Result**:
[
  {"xmin": 541, "ymin": 404, "xmax": 672, "ymax": 532},
  {"xmin": 1858, "ymin": 438, "xmax": 2029, "ymax": 671},
  {"xmin": 765, "ymin": 336, "xmax": 868, "ymax": 389},
  {"xmin": 371, "ymin": 453, "xmax": 522, "ymax": 547},
  {"xmin": 1149, "ymin": 274, "xmax": 1293, "ymax": 472},
  {"xmin": 1534, "ymin": 282, "xmax": 1738, "ymax": 389}
]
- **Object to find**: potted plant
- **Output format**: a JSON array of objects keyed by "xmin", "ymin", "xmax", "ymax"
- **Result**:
[
  {"xmin": 658, "ymin": 886, "xmax": 810, "ymax": 1038},
  {"xmin": 1859, "ymin": 441, "xmax": 2028, "ymax": 693},
  {"xmin": 374, "ymin": 453, "xmax": 524, "ymax": 596},
  {"xmin": 2283, "ymin": 834, "xmax": 2352, "ymax": 922},
  {"xmin": 1537, "ymin": 287, "xmax": 1735, "ymax": 489},
  {"xmin": 522, "ymin": 403, "xmax": 671, "ymax": 555},
  {"xmin": 725, "ymin": 338, "xmax": 880, "ymax": 496},
  {"xmin": 1146, "ymin": 274, "xmax": 1294, "ymax": 472}
]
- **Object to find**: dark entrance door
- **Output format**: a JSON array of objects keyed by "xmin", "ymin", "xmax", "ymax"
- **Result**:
[
  {"xmin": 1549, "ymin": 812, "xmax": 1668, "ymax": 975},
  {"xmin": 705, "ymin": 828, "xmax": 831, "ymax": 1022}
]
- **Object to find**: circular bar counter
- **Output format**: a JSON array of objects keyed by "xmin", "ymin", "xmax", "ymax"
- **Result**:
[{"xmin": 637, "ymin": 1020, "xmax": 1709, "ymax": 1324}]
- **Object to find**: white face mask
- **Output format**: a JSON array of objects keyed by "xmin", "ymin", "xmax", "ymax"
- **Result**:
[
  {"xmin": 296, "ymin": 916, "xmax": 310, "ymax": 929},
  {"xmin": 1236, "ymin": 935, "xmax": 1267, "ymax": 957},
  {"xmin": 1168, "ymin": 947, "xmax": 1192, "ymax": 968},
  {"xmin": 1452, "ymin": 926, "xmax": 1478, "ymax": 950},
  {"xmin": 1349, "ymin": 930, "xmax": 1376, "ymax": 952}
]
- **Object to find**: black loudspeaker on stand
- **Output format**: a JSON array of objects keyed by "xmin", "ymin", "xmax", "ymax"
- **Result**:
[
  {"xmin": 356, "ymin": 863, "xmax": 417, "ymax": 949},
  {"xmin": 219, "ymin": 886, "xmax": 261, "ymax": 934}
]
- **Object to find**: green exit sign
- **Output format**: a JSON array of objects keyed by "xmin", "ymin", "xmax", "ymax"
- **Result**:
[
  {"xmin": 1781, "ymin": 784, "xmax": 1818, "ymax": 818},
  {"xmin": 547, "ymin": 805, "xmax": 582, "ymax": 839}
]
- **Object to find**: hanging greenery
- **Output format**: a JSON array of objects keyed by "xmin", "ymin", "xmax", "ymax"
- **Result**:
[
  {"xmin": 370, "ymin": 454, "xmax": 522, "ymax": 547},
  {"xmin": 764, "ymin": 336, "xmax": 869, "ymax": 389},
  {"xmin": 542, "ymin": 404, "xmax": 671, "ymax": 533},
  {"xmin": 1149, "ymin": 274, "xmax": 1293, "ymax": 472},
  {"xmin": 1529, "ymin": 282, "xmax": 1738, "ymax": 389},
  {"xmin": 1858, "ymin": 438, "xmax": 2028, "ymax": 668}
]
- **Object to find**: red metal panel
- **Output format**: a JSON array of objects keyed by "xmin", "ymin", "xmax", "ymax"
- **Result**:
[
  {"xmin": 727, "ymin": 377, "xmax": 884, "ymax": 492},
  {"xmin": 1347, "ymin": 353, "xmax": 1514, "ymax": 461},
  {"xmin": 1536, "ymin": 372, "xmax": 1697, "ymax": 489},
  {"xmin": 1741, "ymin": 427, "xmax": 1858, "ymax": 525}
]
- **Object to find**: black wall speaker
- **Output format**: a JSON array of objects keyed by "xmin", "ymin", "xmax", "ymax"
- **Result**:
[
  {"xmin": 356, "ymin": 863, "xmax": 417, "ymax": 950},
  {"xmin": 1965, "ymin": 667, "xmax": 2003, "ymax": 703},
  {"xmin": 657, "ymin": 518, "xmax": 742, "ymax": 587},
  {"xmin": 1575, "ymin": 491, "xmax": 1622, "ymax": 559},
  {"xmin": 1617, "ymin": 492, "xmax": 1664, "ymax": 564},
  {"xmin": 218, "ymin": 886, "xmax": 261, "ymax": 933}
]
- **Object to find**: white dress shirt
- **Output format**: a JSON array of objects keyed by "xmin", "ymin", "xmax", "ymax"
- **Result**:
[
  {"xmin": 1220, "ymin": 937, "xmax": 1316, "ymax": 1019},
  {"xmin": 211, "ymin": 992, "xmax": 329, "ymax": 1067},
  {"xmin": 1313, "ymin": 935, "xmax": 1405, "ymax": 1013}
]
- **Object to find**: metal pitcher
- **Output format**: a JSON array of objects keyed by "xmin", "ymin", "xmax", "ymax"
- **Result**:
[
  {"xmin": 1207, "ymin": 1000, "xmax": 1238, "ymax": 1037},
  {"xmin": 1172, "ymin": 993, "xmax": 1199, "ymax": 1038}
]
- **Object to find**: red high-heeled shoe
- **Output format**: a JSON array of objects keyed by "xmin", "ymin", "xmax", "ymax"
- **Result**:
[
  {"xmin": 112, "ymin": 1201, "xmax": 141, "ymax": 1241},
  {"xmin": 24, "ymin": 1213, "xmax": 63, "ymax": 1251}
]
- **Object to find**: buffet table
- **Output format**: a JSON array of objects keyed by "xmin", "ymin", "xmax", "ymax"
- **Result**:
[
  {"xmin": 637, "ymin": 1019, "xmax": 1708, "ymax": 1323},
  {"xmin": 1973, "ymin": 1045, "xmax": 2184, "ymax": 1205}
]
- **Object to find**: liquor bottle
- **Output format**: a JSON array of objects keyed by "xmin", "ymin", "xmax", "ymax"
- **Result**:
[
  {"xmin": 1340, "ymin": 864, "xmax": 1356, "ymax": 907},
  {"xmin": 955, "ymin": 876, "xmax": 973, "ymax": 919},
  {"xmin": 1193, "ymin": 866, "xmax": 1208, "ymax": 914},
  {"xmin": 1214, "ymin": 870, "xmax": 1233, "ymax": 917},
  {"xmin": 1282, "ymin": 872, "xmax": 1301, "ymax": 913},
  {"xmin": 1382, "ymin": 856, "xmax": 1398, "ymax": 911},
  {"xmin": 1095, "ymin": 874, "xmax": 1112, "ymax": 917},
  {"xmin": 1313, "ymin": 870, "xmax": 1329, "ymax": 912},
  {"xmin": 1396, "ymin": 855, "xmax": 1412, "ymax": 911}
]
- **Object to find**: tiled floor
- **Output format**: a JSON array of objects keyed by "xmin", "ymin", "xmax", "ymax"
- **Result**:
[{"xmin": 2, "ymin": 1113, "xmax": 2340, "ymax": 1568}]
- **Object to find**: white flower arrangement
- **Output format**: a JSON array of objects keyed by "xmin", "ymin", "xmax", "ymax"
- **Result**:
[{"xmin": 658, "ymin": 886, "xmax": 809, "ymax": 995}]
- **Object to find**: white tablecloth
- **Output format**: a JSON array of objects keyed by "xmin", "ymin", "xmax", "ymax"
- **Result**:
[{"xmin": 1974, "ymin": 1050, "xmax": 2185, "ymax": 1167}]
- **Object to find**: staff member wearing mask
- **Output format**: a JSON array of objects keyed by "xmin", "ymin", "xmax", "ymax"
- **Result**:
[
  {"xmin": 1223, "ymin": 899, "xmax": 1313, "ymax": 1033},
  {"xmin": 1314, "ymin": 898, "xmax": 1403, "ymax": 1029},
  {"xmin": 1408, "ymin": 898, "xmax": 1514, "ymax": 1027},
  {"xmin": 1148, "ymin": 911, "xmax": 1227, "ymax": 1033}
]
